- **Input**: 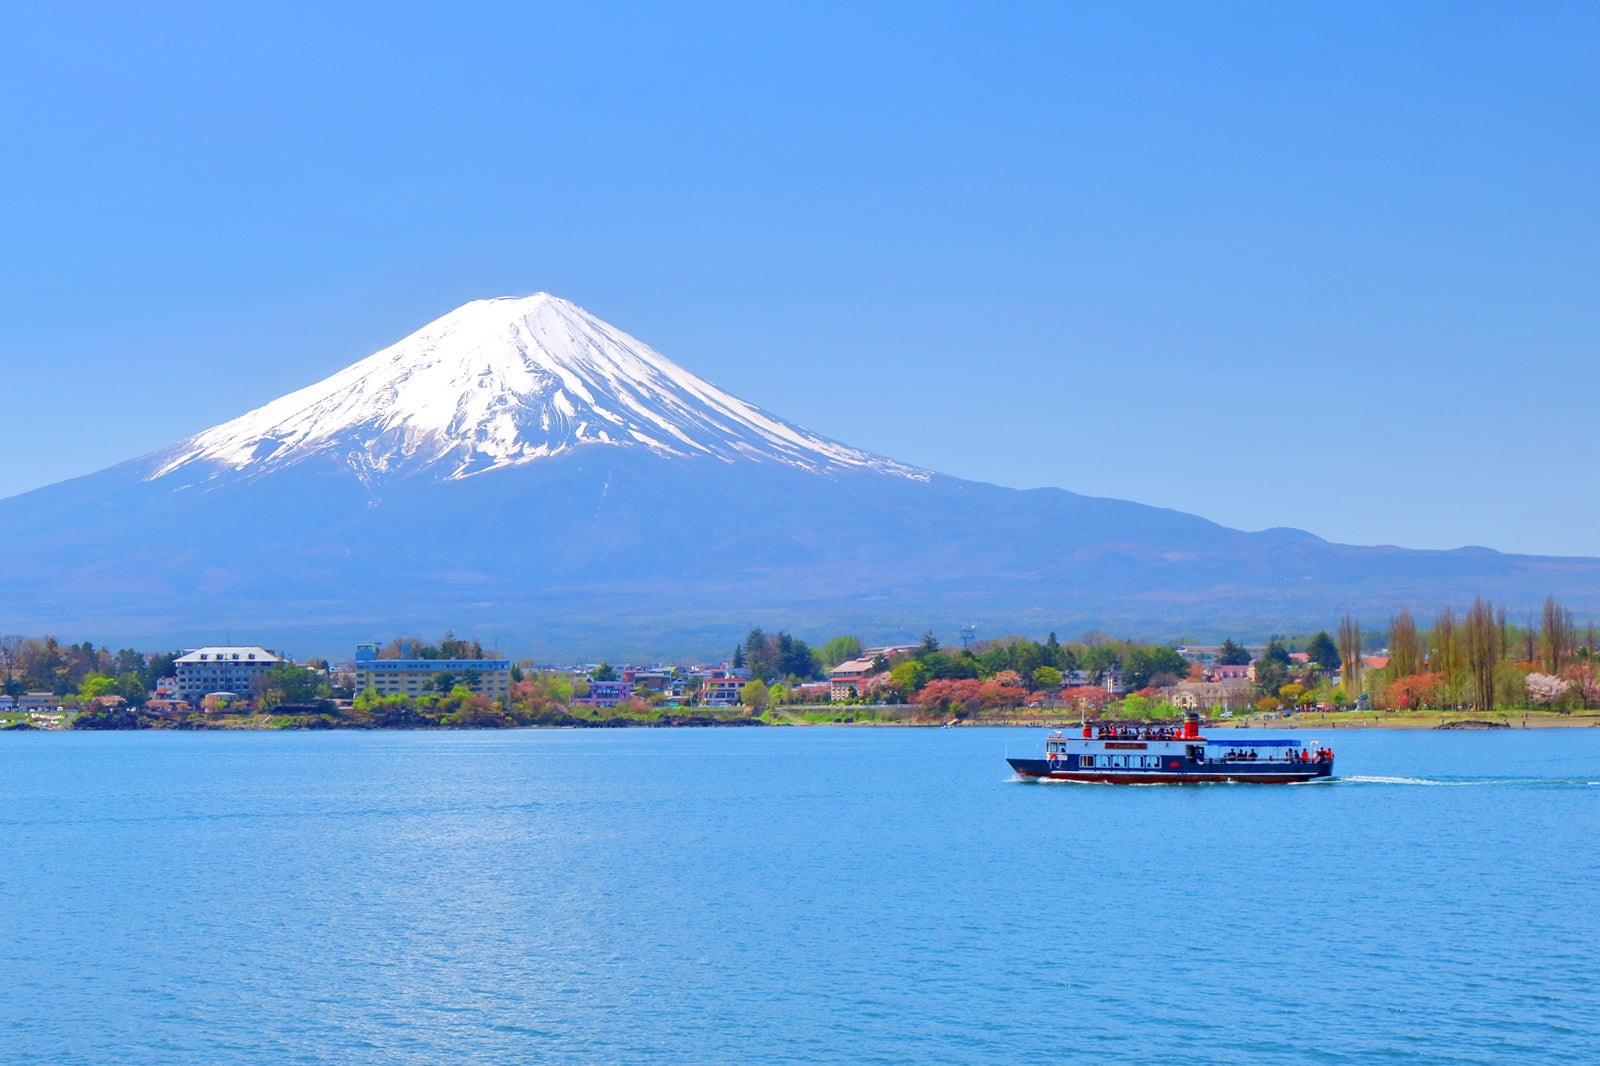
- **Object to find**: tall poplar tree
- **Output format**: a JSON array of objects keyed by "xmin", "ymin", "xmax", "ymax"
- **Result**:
[
  {"xmin": 1388, "ymin": 609, "xmax": 1419, "ymax": 678},
  {"xmin": 1434, "ymin": 609, "xmax": 1459, "ymax": 702},
  {"xmin": 1464, "ymin": 598, "xmax": 1501, "ymax": 714},
  {"xmin": 1337, "ymin": 616, "xmax": 1362, "ymax": 695},
  {"xmin": 1540, "ymin": 595, "xmax": 1573, "ymax": 673}
]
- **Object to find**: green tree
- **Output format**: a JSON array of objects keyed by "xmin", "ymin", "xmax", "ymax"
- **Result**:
[
  {"xmin": 1043, "ymin": 632, "xmax": 1063, "ymax": 668},
  {"xmin": 1465, "ymin": 597, "xmax": 1501, "ymax": 714},
  {"xmin": 1388, "ymin": 609, "xmax": 1420, "ymax": 678},
  {"xmin": 142, "ymin": 651, "xmax": 178, "ymax": 690},
  {"xmin": 1254, "ymin": 640, "xmax": 1292, "ymax": 697},
  {"xmin": 1338, "ymin": 616, "xmax": 1362, "ymax": 694},
  {"xmin": 917, "ymin": 630, "xmax": 941, "ymax": 658},
  {"xmin": 592, "ymin": 662, "xmax": 617, "ymax": 681},
  {"xmin": 1011, "ymin": 641, "xmax": 1043, "ymax": 679},
  {"xmin": 1079, "ymin": 644, "xmax": 1121, "ymax": 680},
  {"xmin": 744, "ymin": 628, "xmax": 772, "ymax": 678},
  {"xmin": 116, "ymin": 672, "xmax": 150, "ymax": 705},
  {"xmin": 1032, "ymin": 665, "xmax": 1063, "ymax": 690},
  {"xmin": 255, "ymin": 662, "xmax": 331, "ymax": 709},
  {"xmin": 776, "ymin": 633, "xmax": 819, "ymax": 680},
  {"xmin": 1216, "ymin": 639, "xmax": 1251, "ymax": 666},
  {"xmin": 1121, "ymin": 693, "xmax": 1154, "ymax": 720},
  {"xmin": 1123, "ymin": 646, "xmax": 1188, "ymax": 689},
  {"xmin": 1305, "ymin": 631, "xmax": 1341, "ymax": 670},
  {"xmin": 431, "ymin": 671, "xmax": 459, "ymax": 693},
  {"xmin": 889, "ymin": 659, "xmax": 929, "ymax": 699},
  {"xmin": 78, "ymin": 674, "xmax": 117, "ymax": 699},
  {"xmin": 820, "ymin": 635, "xmax": 862, "ymax": 667},
  {"xmin": 740, "ymin": 678, "xmax": 770, "ymax": 713}
]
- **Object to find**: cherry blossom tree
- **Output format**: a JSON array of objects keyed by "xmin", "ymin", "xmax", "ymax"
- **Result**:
[
  {"xmin": 1524, "ymin": 672, "xmax": 1572, "ymax": 706},
  {"xmin": 1560, "ymin": 662, "xmax": 1598, "ymax": 708}
]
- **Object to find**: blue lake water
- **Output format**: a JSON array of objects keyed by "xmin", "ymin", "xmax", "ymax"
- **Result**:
[{"xmin": 3, "ymin": 727, "xmax": 1598, "ymax": 1064}]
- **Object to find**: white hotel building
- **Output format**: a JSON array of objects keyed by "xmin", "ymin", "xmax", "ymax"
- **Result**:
[{"xmin": 173, "ymin": 646, "xmax": 283, "ymax": 703}]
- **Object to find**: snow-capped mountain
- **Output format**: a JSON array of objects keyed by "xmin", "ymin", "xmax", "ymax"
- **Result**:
[
  {"xmin": 147, "ymin": 293, "xmax": 926, "ymax": 488},
  {"xmin": 3, "ymin": 291, "xmax": 1599, "ymax": 656}
]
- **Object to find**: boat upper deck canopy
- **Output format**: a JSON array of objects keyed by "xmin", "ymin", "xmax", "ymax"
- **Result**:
[{"xmin": 1206, "ymin": 737, "xmax": 1302, "ymax": 746}]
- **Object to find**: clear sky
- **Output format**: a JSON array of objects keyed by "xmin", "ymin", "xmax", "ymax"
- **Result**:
[{"xmin": 2, "ymin": 1, "xmax": 1596, "ymax": 555}]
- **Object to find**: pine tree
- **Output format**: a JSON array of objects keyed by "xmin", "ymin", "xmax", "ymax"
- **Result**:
[
  {"xmin": 1216, "ymin": 638, "xmax": 1251, "ymax": 666},
  {"xmin": 1305, "ymin": 631, "xmax": 1341, "ymax": 670}
]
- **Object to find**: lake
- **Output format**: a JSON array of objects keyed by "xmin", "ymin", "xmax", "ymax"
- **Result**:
[{"xmin": 3, "ymin": 727, "xmax": 1598, "ymax": 1063}]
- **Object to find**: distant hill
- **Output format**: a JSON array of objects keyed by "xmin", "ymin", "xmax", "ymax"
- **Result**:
[{"xmin": 3, "ymin": 293, "xmax": 1596, "ymax": 658}]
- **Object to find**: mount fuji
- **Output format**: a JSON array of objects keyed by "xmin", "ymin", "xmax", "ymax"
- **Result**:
[
  {"xmin": 3, "ymin": 293, "xmax": 1597, "ymax": 657},
  {"xmin": 145, "ymin": 294, "xmax": 926, "ymax": 490}
]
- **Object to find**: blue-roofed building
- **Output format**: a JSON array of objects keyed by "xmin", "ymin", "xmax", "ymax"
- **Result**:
[{"xmin": 353, "ymin": 643, "xmax": 512, "ymax": 698}]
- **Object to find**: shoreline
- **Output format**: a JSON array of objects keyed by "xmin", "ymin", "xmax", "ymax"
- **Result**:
[{"xmin": 9, "ymin": 707, "xmax": 1599, "ymax": 732}]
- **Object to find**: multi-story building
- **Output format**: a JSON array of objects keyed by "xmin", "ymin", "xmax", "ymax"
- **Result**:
[
  {"xmin": 829, "ymin": 657, "xmax": 879, "ymax": 700},
  {"xmin": 696, "ymin": 666, "xmax": 752, "ymax": 707},
  {"xmin": 173, "ymin": 647, "xmax": 283, "ymax": 703},
  {"xmin": 353, "ymin": 643, "xmax": 512, "ymax": 698}
]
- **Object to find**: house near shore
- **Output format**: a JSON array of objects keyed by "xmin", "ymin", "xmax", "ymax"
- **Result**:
[
  {"xmin": 698, "ymin": 669, "xmax": 750, "ymax": 707},
  {"xmin": 1061, "ymin": 668, "xmax": 1128, "ymax": 695},
  {"xmin": 829, "ymin": 657, "xmax": 879, "ymax": 700},
  {"xmin": 1205, "ymin": 663, "xmax": 1252, "ymax": 682},
  {"xmin": 1166, "ymin": 679, "xmax": 1255, "ymax": 712},
  {"xmin": 827, "ymin": 646, "xmax": 913, "ymax": 700},
  {"xmin": 577, "ymin": 679, "xmax": 632, "ymax": 707},
  {"xmin": 623, "ymin": 668, "xmax": 678, "ymax": 696}
]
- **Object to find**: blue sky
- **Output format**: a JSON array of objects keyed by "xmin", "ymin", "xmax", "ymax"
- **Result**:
[{"xmin": 2, "ymin": 1, "xmax": 1596, "ymax": 554}]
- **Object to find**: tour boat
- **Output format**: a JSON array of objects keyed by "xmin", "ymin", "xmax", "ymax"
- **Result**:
[{"xmin": 1007, "ymin": 712, "xmax": 1334, "ymax": 784}]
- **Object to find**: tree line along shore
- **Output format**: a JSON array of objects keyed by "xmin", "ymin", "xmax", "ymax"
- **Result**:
[{"xmin": 2, "ymin": 595, "xmax": 1597, "ymax": 731}]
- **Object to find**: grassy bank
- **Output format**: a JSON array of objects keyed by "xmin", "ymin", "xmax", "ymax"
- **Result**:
[{"xmin": 1207, "ymin": 708, "xmax": 1600, "ymax": 730}]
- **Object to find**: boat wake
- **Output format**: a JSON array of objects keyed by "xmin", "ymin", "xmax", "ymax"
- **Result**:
[{"xmin": 1342, "ymin": 774, "xmax": 1599, "ymax": 789}]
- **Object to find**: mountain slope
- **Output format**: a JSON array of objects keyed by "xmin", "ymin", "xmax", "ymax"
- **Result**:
[
  {"xmin": 145, "ymin": 293, "xmax": 924, "ymax": 489},
  {"xmin": 2, "ymin": 293, "xmax": 1598, "ymax": 657}
]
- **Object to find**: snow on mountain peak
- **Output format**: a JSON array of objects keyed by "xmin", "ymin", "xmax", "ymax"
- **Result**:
[{"xmin": 147, "ymin": 293, "xmax": 927, "ymax": 486}]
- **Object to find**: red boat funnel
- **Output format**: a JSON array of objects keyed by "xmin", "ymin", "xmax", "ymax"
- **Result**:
[{"xmin": 1183, "ymin": 711, "xmax": 1200, "ymax": 739}]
